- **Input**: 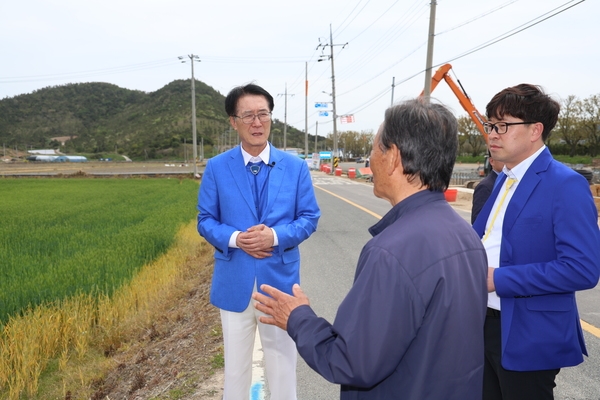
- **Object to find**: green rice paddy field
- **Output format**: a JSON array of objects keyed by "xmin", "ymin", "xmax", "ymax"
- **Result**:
[{"xmin": 0, "ymin": 178, "xmax": 199, "ymax": 324}]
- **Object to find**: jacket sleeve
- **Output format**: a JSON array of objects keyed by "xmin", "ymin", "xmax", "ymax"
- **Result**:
[
  {"xmin": 495, "ymin": 173, "xmax": 600, "ymax": 297},
  {"xmin": 287, "ymin": 246, "xmax": 423, "ymax": 387},
  {"xmin": 197, "ymin": 160, "xmax": 237, "ymax": 256}
]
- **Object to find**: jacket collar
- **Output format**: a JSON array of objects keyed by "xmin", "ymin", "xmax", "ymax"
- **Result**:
[
  {"xmin": 369, "ymin": 190, "xmax": 445, "ymax": 237},
  {"xmin": 228, "ymin": 143, "xmax": 286, "ymax": 222}
]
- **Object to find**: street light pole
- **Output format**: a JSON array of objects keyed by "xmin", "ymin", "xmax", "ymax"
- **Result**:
[
  {"xmin": 179, "ymin": 54, "xmax": 201, "ymax": 177},
  {"xmin": 277, "ymin": 84, "xmax": 294, "ymax": 151}
]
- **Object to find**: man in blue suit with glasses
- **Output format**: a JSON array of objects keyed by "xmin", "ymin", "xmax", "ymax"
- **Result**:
[
  {"xmin": 474, "ymin": 84, "xmax": 600, "ymax": 399},
  {"xmin": 197, "ymin": 83, "xmax": 320, "ymax": 400}
]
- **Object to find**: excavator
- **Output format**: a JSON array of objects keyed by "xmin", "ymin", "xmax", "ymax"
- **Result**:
[{"xmin": 420, "ymin": 63, "xmax": 491, "ymax": 175}]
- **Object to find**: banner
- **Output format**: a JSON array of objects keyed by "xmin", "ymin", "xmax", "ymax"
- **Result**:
[{"xmin": 340, "ymin": 114, "xmax": 355, "ymax": 124}]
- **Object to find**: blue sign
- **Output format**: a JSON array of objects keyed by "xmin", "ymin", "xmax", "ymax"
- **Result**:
[
  {"xmin": 319, "ymin": 111, "xmax": 329, "ymax": 117},
  {"xmin": 314, "ymin": 102, "xmax": 329, "ymax": 108},
  {"xmin": 319, "ymin": 151, "xmax": 332, "ymax": 160}
]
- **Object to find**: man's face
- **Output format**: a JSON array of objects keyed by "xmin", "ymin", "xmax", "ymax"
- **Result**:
[
  {"xmin": 487, "ymin": 116, "xmax": 538, "ymax": 169},
  {"xmin": 229, "ymin": 94, "xmax": 271, "ymax": 156}
]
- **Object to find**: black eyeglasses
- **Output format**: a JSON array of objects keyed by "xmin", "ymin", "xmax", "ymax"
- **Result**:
[
  {"xmin": 483, "ymin": 121, "xmax": 536, "ymax": 135},
  {"xmin": 234, "ymin": 112, "xmax": 272, "ymax": 125}
]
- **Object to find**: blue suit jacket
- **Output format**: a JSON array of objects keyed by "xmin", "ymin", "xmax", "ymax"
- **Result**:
[
  {"xmin": 197, "ymin": 145, "xmax": 320, "ymax": 312},
  {"xmin": 473, "ymin": 148, "xmax": 600, "ymax": 371}
]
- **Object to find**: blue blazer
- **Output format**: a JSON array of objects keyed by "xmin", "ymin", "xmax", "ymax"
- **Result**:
[
  {"xmin": 473, "ymin": 148, "xmax": 600, "ymax": 371},
  {"xmin": 197, "ymin": 145, "xmax": 320, "ymax": 312}
]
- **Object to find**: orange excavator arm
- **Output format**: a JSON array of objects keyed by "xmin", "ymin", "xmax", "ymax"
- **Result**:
[{"xmin": 420, "ymin": 63, "xmax": 489, "ymax": 146}]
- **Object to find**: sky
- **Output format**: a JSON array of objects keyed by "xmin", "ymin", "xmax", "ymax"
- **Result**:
[{"xmin": 1, "ymin": 0, "xmax": 598, "ymax": 138}]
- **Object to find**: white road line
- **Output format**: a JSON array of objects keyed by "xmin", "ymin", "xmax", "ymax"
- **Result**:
[{"xmin": 251, "ymin": 329, "xmax": 265, "ymax": 400}]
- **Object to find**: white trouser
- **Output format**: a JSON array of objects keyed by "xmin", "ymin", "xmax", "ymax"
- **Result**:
[{"xmin": 220, "ymin": 299, "xmax": 298, "ymax": 400}]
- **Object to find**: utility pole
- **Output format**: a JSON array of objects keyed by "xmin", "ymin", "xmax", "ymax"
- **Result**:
[
  {"xmin": 422, "ymin": 0, "xmax": 437, "ymax": 103},
  {"xmin": 304, "ymin": 62, "xmax": 309, "ymax": 160},
  {"xmin": 277, "ymin": 84, "xmax": 294, "ymax": 151},
  {"xmin": 317, "ymin": 24, "xmax": 347, "ymax": 174},
  {"xmin": 314, "ymin": 121, "xmax": 318, "ymax": 153},
  {"xmin": 391, "ymin": 76, "xmax": 396, "ymax": 106},
  {"xmin": 179, "ymin": 54, "xmax": 201, "ymax": 177}
]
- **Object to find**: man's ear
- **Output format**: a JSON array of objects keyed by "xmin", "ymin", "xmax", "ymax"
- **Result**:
[
  {"xmin": 530, "ymin": 122, "xmax": 543, "ymax": 142},
  {"xmin": 229, "ymin": 116, "xmax": 237, "ymax": 130},
  {"xmin": 388, "ymin": 144, "xmax": 401, "ymax": 175}
]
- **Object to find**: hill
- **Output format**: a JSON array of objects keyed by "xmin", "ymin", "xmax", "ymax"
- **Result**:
[{"xmin": 0, "ymin": 81, "xmax": 316, "ymax": 160}]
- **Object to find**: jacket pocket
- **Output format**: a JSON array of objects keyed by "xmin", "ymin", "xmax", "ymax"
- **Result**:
[
  {"xmin": 214, "ymin": 249, "xmax": 232, "ymax": 261},
  {"xmin": 282, "ymin": 247, "xmax": 300, "ymax": 264},
  {"xmin": 525, "ymin": 293, "xmax": 573, "ymax": 312}
]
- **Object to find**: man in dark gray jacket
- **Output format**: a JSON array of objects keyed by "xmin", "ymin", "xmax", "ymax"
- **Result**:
[{"xmin": 253, "ymin": 98, "xmax": 488, "ymax": 399}]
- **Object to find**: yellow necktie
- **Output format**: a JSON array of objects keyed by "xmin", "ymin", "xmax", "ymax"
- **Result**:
[{"xmin": 483, "ymin": 178, "xmax": 516, "ymax": 242}]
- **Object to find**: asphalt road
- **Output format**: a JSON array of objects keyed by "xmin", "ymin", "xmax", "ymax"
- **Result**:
[{"xmin": 294, "ymin": 171, "xmax": 600, "ymax": 400}]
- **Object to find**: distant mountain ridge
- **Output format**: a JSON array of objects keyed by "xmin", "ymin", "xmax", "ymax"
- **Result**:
[{"xmin": 0, "ymin": 80, "xmax": 311, "ymax": 160}]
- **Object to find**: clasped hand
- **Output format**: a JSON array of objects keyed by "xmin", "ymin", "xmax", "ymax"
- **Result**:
[{"xmin": 237, "ymin": 224, "xmax": 274, "ymax": 259}]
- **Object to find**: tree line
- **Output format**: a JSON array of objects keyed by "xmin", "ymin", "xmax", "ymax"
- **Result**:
[
  {"xmin": 454, "ymin": 94, "xmax": 600, "ymax": 159},
  {"xmin": 0, "ymin": 80, "xmax": 326, "ymax": 161},
  {"xmin": 2, "ymin": 82, "xmax": 597, "ymax": 161}
]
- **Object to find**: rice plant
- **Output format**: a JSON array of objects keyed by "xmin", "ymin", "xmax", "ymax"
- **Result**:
[{"xmin": 0, "ymin": 178, "xmax": 198, "ymax": 324}]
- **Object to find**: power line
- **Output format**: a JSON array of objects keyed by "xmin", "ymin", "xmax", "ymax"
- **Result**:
[
  {"xmin": 443, "ymin": 0, "xmax": 585, "ymax": 65},
  {"xmin": 333, "ymin": 0, "xmax": 373, "ymax": 39},
  {"xmin": 333, "ymin": 0, "xmax": 369, "ymax": 37},
  {"xmin": 435, "ymin": 0, "xmax": 518, "ymax": 36},
  {"xmin": 336, "ymin": 0, "xmax": 585, "ymax": 116},
  {"xmin": 344, "ymin": 0, "xmax": 410, "ymax": 43},
  {"xmin": 336, "ymin": 2, "xmax": 428, "ymax": 81}
]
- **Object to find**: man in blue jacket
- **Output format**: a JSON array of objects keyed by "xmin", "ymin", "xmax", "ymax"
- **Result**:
[
  {"xmin": 471, "ymin": 153, "xmax": 504, "ymax": 223},
  {"xmin": 197, "ymin": 83, "xmax": 320, "ymax": 400},
  {"xmin": 253, "ymin": 98, "xmax": 488, "ymax": 399},
  {"xmin": 473, "ymin": 84, "xmax": 600, "ymax": 399}
]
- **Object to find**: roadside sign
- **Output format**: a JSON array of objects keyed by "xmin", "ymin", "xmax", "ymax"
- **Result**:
[
  {"xmin": 319, "ymin": 111, "xmax": 329, "ymax": 117},
  {"xmin": 319, "ymin": 151, "xmax": 332, "ymax": 160},
  {"xmin": 314, "ymin": 102, "xmax": 329, "ymax": 108}
]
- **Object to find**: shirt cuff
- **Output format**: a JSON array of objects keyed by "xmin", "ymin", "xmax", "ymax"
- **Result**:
[
  {"xmin": 229, "ymin": 231, "xmax": 241, "ymax": 248},
  {"xmin": 271, "ymin": 228, "xmax": 279, "ymax": 247}
]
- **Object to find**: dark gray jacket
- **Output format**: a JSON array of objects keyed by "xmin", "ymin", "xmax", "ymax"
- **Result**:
[{"xmin": 288, "ymin": 190, "xmax": 488, "ymax": 399}]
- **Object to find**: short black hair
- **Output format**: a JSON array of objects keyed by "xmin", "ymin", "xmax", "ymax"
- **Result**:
[
  {"xmin": 486, "ymin": 84, "xmax": 560, "ymax": 141},
  {"xmin": 380, "ymin": 98, "xmax": 458, "ymax": 191},
  {"xmin": 224, "ymin": 83, "xmax": 274, "ymax": 116}
]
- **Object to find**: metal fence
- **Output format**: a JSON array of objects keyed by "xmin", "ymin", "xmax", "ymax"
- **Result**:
[
  {"xmin": 450, "ymin": 171, "xmax": 481, "ymax": 187},
  {"xmin": 451, "ymin": 169, "xmax": 600, "ymax": 186}
]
